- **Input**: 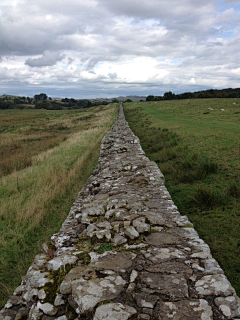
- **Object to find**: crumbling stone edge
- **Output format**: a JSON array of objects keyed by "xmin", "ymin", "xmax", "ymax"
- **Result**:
[{"xmin": 1, "ymin": 103, "xmax": 240, "ymax": 320}]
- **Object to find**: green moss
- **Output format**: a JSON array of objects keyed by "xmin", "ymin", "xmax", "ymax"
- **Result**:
[
  {"xmin": 43, "ymin": 264, "xmax": 74, "ymax": 304},
  {"xmin": 183, "ymin": 223, "xmax": 193, "ymax": 228},
  {"xmin": 77, "ymin": 252, "xmax": 91, "ymax": 265},
  {"xmin": 95, "ymin": 243, "xmax": 113, "ymax": 254},
  {"xmin": 98, "ymin": 299, "xmax": 112, "ymax": 306}
]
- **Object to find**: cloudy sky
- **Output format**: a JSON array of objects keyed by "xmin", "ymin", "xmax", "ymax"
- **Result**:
[{"xmin": 0, "ymin": 0, "xmax": 240, "ymax": 98}]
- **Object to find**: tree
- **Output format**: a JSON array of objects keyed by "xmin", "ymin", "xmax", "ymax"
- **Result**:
[
  {"xmin": 146, "ymin": 95, "xmax": 155, "ymax": 101},
  {"xmin": 34, "ymin": 93, "xmax": 48, "ymax": 100},
  {"xmin": 154, "ymin": 96, "xmax": 163, "ymax": 101},
  {"xmin": 163, "ymin": 91, "xmax": 175, "ymax": 100}
]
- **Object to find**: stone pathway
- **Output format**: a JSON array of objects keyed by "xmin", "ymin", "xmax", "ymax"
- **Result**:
[{"xmin": 1, "ymin": 103, "xmax": 240, "ymax": 320}]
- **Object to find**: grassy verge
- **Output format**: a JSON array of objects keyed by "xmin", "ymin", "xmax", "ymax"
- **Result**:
[
  {"xmin": 0, "ymin": 104, "xmax": 118, "ymax": 307},
  {"xmin": 0, "ymin": 108, "xmax": 104, "ymax": 178},
  {"xmin": 124, "ymin": 98, "xmax": 240, "ymax": 294}
]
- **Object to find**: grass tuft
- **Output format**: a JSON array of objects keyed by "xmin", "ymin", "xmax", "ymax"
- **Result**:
[{"xmin": 193, "ymin": 186, "xmax": 230, "ymax": 209}]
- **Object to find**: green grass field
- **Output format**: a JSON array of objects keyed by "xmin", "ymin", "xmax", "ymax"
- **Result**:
[
  {"xmin": 0, "ymin": 104, "xmax": 118, "ymax": 307},
  {"xmin": 124, "ymin": 98, "xmax": 240, "ymax": 295}
]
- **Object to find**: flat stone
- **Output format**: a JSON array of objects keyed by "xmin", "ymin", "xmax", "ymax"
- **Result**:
[
  {"xmin": 8, "ymin": 296, "xmax": 22, "ymax": 306},
  {"xmin": 60, "ymin": 266, "xmax": 93, "ymax": 294},
  {"xmin": 124, "ymin": 220, "xmax": 131, "ymax": 227},
  {"xmin": 133, "ymin": 293, "xmax": 158, "ymax": 308},
  {"xmin": 33, "ymin": 255, "xmax": 47, "ymax": 269},
  {"xmin": 85, "ymin": 205, "xmax": 105, "ymax": 216},
  {"xmin": 190, "ymin": 240, "xmax": 212, "ymax": 259},
  {"xmin": 215, "ymin": 295, "xmax": 240, "ymax": 318},
  {"xmin": 146, "ymin": 212, "xmax": 166, "ymax": 225},
  {"xmin": 28, "ymin": 271, "xmax": 51, "ymax": 288},
  {"xmin": 113, "ymin": 234, "xmax": 127, "ymax": 246},
  {"xmin": 55, "ymin": 316, "xmax": 67, "ymax": 320},
  {"xmin": 71, "ymin": 275, "xmax": 126, "ymax": 313},
  {"xmin": 174, "ymin": 215, "xmax": 193, "ymax": 227},
  {"xmin": 13, "ymin": 285, "xmax": 25, "ymax": 296},
  {"xmin": 94, "ymin": 193, "xmax": 109, "ymax": 200},
  {"xmin": 4, "ymin": 303, "xmax": 12, "ymax": 309},
  {"xmin": 29, "ymin": 305, "xmax": 43, "ymax": 320},
  {"xmin": 37, "ymin": 302, "xmax": 58, "ymax": 316},
  {"xmin": 167, "ymin": 227, "xmax": 199, "ymax": 240},
  {"xmin": 126, "ymin": 283, "xmax": 136, "ymax": 293},
  {"xmin": 38, "ymin": 289, "xmax": 46, "ymax": 300},
  {"xmin": 145, "ymin": 232, "xmax": 180, "ymax": 246},
  {"xmin": 133, "ymin": 218, "xmax": 150, "ymax": 233},
  {"xmin": 96, "ymin": 221, "xmax": 112, "ymax": 229},
  {"xmin": 204, "ymin": 258, "xmax": 224, "ymax": 275},
  {"xmin": 125, "ymin": 226, "xmax": 139, "ymax": 239},
  {"xmin": 54, "ymin": 294, "xmax": 65, "ymax": 306},
  {"xmin": 111, "ymin": 221, "xmax": 120, "ymax": 232},
  {"xmin": 130, "ymin": 270, "xmax": 138, "ymax": 282},
  {"xmin": 151, "ymin": 226, "xmax": 164, "ymax": 232},
  {"xmin": 146, "ymin": 261, "xmax": 192, "ymax": 275},
  {"xmin": 87, "ymin": 224, "xmax": 98, "ymax": 237},
  {"xmin": 23, "ymin": 289, "xmax": 38, "ymax": 302},
  {"xmin": 94, "ymin": 229, "xmax": 112, "ymax": 241},
  {"xmin": 195, "ymin": 274, "xmax": 236, "ymax": 297},
  {"xmin": 47, "ymin": 255, "xmax": 78, "ymax": 271},
  {"xmin": 156, "ymin": 299, "xmax": 213, "ymax": 319},
  {"xmin": 143, "ymin": 247, "xmax": 186, "ymax": 263},
  {"xmin": 93, "ymin": 303, "xmax": 137, "ymax": 320},
  {"xmin": 90, "ymin": 251, "xmax": 136, "ymax": 271},
  {"xmin": 140, "ymin": 272, "xmax": 188, "ymax": 300}
]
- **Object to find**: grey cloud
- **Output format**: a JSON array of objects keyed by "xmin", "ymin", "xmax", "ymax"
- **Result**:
[
  {"xmin": 108, "ymin": 73, "xmax": 117, "ymax": 80},
  {"xmin": 25, "ymin": 51, "xmax": 66, "ymax": 67},
  {"xmin": 86, "ymin": 58, "xmax": 102, "ymax": 70},
  {"xmin": 99, "ymin": 0, "xmax": 216, "ymax": 22},
  {"xmin": 67, "ymin": 57, "xmax": 75, "ymax": 65}
]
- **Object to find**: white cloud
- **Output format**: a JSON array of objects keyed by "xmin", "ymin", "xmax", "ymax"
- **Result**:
[{"xmin": 0, "ymin": 0, "xmax": 239, "ymax": 97}]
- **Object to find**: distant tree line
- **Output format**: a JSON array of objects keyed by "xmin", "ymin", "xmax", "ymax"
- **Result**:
[
  {"xmin": 0, "ymin": 93, "xmax": 110, "ymax": 110},
  {"xmin": 1, "ymin": 88, "xmax": 239, "ymax": 110},
  {"xmin": 113, "ymin": 99, "xmax": 133, "ymax": 103},
  {"xmin": 146, "ymin": 88, "xmax": 240, "ymax": 101}
]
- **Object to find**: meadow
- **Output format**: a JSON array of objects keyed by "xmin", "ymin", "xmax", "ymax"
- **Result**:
[
  {"xmin": 124, "ymin": 98, "xmax": 240, "ymax": 295},
  {"xmin": 0, "ymin": 104, "xmax": 118, "ymax": 307}
]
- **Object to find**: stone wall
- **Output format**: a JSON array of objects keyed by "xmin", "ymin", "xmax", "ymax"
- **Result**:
[{"xmin": 1, "ymin": 103, "xmax": 240, "ymax": 320}]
